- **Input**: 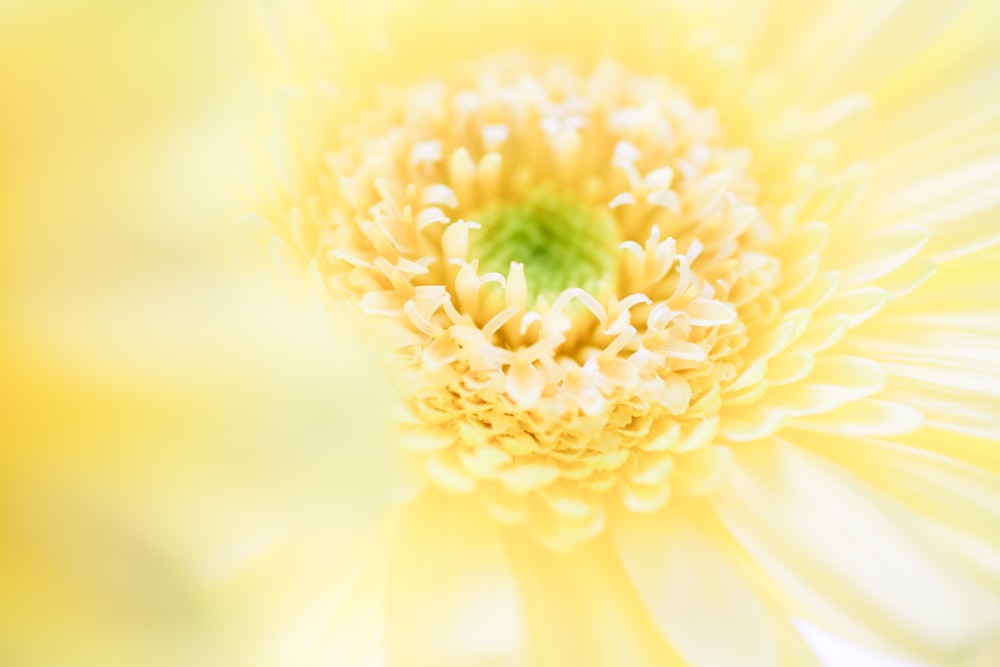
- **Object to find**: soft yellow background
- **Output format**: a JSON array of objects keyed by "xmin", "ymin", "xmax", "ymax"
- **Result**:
[{"xmin": 0, "ymin": 3, "xmax": 405, "ymax": 665}]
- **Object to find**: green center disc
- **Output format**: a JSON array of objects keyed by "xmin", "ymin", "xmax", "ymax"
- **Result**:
[{"xmin": 469, "ymin": 188, "xmax": 620, "ymax": 303}]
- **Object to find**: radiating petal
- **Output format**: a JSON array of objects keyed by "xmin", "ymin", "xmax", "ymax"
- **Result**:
[
  {"xmin": 385, "ymin": 491, "xmax": 527, "ymax": 666},
  {"xmin": 503, "ymin": 529, "xmax": 679, "ymax": 666},
  {"xmin": 713, "ymin": 440, "xmax": 988, "ymax": 664},
  {"xmin": 791, "ymin": 434, "xmax": 1000, "ymax": 637},
  {"xmin": 787, "ymin": 399, "xmax": 922, "ymax": 437},
  {"xmin": 752, "ymin": 0, "xmax": 971, "ymax": 103},
  {"xmin": 613, "ymin": 504, "xmax": 822, "ymax": 667}
]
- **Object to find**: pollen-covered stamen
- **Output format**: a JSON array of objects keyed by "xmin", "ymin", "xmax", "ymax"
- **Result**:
[{"xmin": 470, "ymin": 188, "xmax": 620, "ymax": 304}]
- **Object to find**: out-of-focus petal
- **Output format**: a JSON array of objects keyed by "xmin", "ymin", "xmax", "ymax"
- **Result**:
[{"xmin": 613, "ymin": 503, "xmax": 822, "ymax": 667}]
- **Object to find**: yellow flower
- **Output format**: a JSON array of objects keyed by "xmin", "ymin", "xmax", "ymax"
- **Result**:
[
  {"xmin": 3, "ymin": 1, "xmax": 1000, "ymax": 667},
  {"xmin": 254, "ymin": 0, "xmax": 1000, "ymax": 665}
]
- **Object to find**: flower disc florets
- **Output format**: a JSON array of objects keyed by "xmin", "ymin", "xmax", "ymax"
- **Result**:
[
  {"xmin": 471, "ymin": 187, "xmax": 620, "ymax": 304},
  {"xmin": 278, "ymin": 55, "xmax": 873, "ymax": 548}
]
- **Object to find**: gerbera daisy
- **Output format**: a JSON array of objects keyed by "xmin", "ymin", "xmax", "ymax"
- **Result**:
[
  {"xmin": 250, "ymin": 0, "xmax": 1000, "ymax": 665},
  {"xmin": 3, "ymin": 0, "xmax": 999, "ymax": 666}
]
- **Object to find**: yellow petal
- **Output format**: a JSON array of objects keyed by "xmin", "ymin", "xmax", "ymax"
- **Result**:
[
  {"xmin": 613, "ymin": 505, "xmax": 822, "ymax": 667},
  {"xmin": 787, "ymin": 399, "xmax": 922, "ymax": 437},
  {"xmin": 673, "ymin": 445, "xmax": 734, "ymax": 496},
  {"xmin": 504, "ymin": 530, "xmax": 677, "ymax": 666},
  {"xmin": 386, "ymin": 490, "xmax": 526, "ymax": 666},
  {"xmin": 714, "ymin": 440, "xmax": 988, "ymax": 663},
  {"xmin": 831, "ymin": 225, "xmax": 929, "ymax": 288}
]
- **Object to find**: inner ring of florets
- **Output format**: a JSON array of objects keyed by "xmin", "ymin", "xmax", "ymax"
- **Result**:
[{"xmin": 319, "ymin": 55, "xmax": 784, "ymax": 548}]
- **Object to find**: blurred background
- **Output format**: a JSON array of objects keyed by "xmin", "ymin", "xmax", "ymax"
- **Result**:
[{"xmin": 0, "ymin": 2, "xmax": 405, "ymax": 665}]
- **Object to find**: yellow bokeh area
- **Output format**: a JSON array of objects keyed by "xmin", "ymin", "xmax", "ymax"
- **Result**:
[{"xmin": 0, "ymin": 3, "xmax": 407, "ymax": 665}]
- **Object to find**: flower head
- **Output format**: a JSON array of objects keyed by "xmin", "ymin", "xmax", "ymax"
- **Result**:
[
  {"xmin": 301, "ymin": 54, "xmax": 853, "ymax": 549},
  {"xmin": 255, "ymin": 1, "xmax": 1000, "ymax": 664}
]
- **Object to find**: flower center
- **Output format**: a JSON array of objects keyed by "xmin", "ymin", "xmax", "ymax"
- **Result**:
[{"xmin": 470, "ymin": 188, "xmax": 619, "ymax": 303}]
